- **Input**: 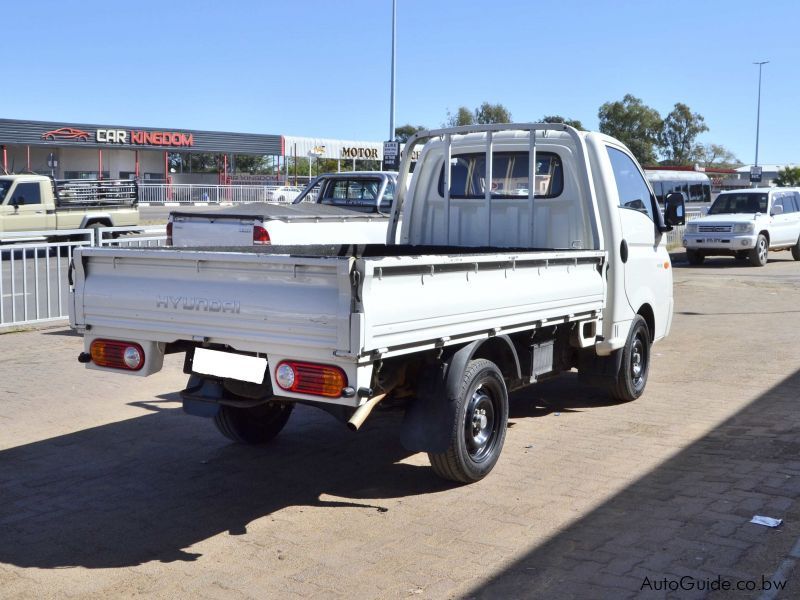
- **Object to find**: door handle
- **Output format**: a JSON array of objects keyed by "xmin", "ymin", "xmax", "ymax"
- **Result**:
[{"xmin": 620, "ymin": 239, "xmax": 629, "ymax": 263}]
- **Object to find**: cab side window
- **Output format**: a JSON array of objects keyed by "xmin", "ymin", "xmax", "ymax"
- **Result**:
[
  {"xmin": 773, "ymin": 193, "xmax": 796, "ymax": 214},
  {"xmin": 11, "ymin": 182, "xmax": 42, "ymax": 205},
  {"xmin": 606, "ymin": 147, "xmax": 655, "ymax": 221}
]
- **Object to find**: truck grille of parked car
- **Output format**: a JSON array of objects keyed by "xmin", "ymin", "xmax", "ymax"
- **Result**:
[{"xmin": 698, "ymin": 225, "xmax": 733, "ymax": 233}]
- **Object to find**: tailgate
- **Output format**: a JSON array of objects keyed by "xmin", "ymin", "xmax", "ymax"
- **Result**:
[
  {"xmin": 71, "ymin": 247, "xmax": 354, "ymax": 359},
  {"xmin": 171, "ymin": 213, "xmax": 261, "ymax": 247}
]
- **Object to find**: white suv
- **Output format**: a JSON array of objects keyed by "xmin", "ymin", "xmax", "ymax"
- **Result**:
[{"xmin": 682, "ymin": 187, "xmax": 800, "ymax": 266}]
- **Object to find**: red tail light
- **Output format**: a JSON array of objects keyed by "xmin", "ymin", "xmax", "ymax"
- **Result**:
[
  {"xmin": 166, "ymin": 221, "xmax": 173, "ymax": 246},
  {"xmin": 253, "ymin": 225, "xmax": 271, "ymax": 245},
  {"xmin": 90, "ymin": 339, "xmax": 145, "ymax": 371},
  {"xmin": 275, "ymin": 361, "xmax": 346, "ymax": 397}
]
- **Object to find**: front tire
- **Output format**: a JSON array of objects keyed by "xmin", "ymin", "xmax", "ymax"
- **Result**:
[
  {"xmin": 609, "ymin": 315, "xmax": 651, "ymax": 402},
  {"xmin": 749, "ymin": 234, "xmax": 768, "ymax": 266},
  {"xmin": 428, "ymin": 359, "xmax": 508, "ymax": 483},
  {"xmin": 686, "ymin": 249, "xmax": 704, "ymax": 265},
  {"xmin": 214, "ymin": 401, "xmax": 293, "ymax": 444}
]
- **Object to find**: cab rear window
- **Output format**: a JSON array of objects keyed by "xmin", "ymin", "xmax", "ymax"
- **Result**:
[{"xmin": 438, "ymin": 151, "xmax": 563, "ymax": 199}]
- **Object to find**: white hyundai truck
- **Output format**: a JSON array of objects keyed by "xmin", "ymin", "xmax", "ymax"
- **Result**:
[{"xmin": 69, "ymin": 124, "xmax": 685, "ymax": 483}]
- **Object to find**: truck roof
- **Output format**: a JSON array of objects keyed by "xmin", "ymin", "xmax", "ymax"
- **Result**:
[{"xmin": 0, "ymin": 174, "xmax": 51, "ymax": 182}]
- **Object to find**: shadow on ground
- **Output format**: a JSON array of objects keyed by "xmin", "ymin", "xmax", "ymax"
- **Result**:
[
  {"xmin": 0, "ymin": 376, "xmax": 617, "ymax": 570},
  {"xmin": 0, "ymin": 403, "xmax": 457, "ymax": 568},
  {"xmin": 467, "ymin": 369, "xmax": 800, "ymax": 599}
]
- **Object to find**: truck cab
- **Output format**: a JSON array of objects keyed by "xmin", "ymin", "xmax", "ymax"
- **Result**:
[{"xmin": 0, "ymin": 175, "xmax": 57, "ymax": 232}]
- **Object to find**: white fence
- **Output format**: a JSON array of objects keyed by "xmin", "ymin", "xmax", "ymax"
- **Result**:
[
  {"xmin": 139, "ymin": 184, "xmax": 272, "ymax": 205},
  {"xmin": 0, "ymin": 226, "xmax": 167, "ymax": 329},
  {"xmin": 664, "ymin": 209, "xmax": 702, "ymax": 249}
]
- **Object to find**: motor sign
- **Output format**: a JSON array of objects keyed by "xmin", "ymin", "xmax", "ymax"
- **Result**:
[{"xmin": 750, "ymin": 166, "xmax": 762, "ymax": 183}]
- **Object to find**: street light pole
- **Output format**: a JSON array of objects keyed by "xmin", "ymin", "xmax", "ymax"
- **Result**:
[
  {"xmin": 754, "ymin": 60, "xmax": 769, "ymax": 169},
  {"xmin": 389, "ymin": 0, "xmax": 396, "ymax": 141}
]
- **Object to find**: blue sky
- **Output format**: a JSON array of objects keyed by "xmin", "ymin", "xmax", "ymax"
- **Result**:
[{"xmin": 4, "ymin": 0, "xmax": 799, "ymax": 164}]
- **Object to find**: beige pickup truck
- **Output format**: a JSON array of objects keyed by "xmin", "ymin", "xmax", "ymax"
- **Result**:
[{"xmin": 0, "ymin": 174, "xmax": 139, "ymax": 235}]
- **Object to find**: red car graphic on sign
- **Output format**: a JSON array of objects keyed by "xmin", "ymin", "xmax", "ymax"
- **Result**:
[{"xmin": 41, "ymin": 127, "xmax": 90, "ymax": 141}]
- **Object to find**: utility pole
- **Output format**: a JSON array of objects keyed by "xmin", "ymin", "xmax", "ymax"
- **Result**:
[
  {"xmin": 389, "ymin": 0, "xmax": 396, "ymax": 141},
  {"xmin": 753, "ymin": 60, "xmax": 769, "ymax": 171}
]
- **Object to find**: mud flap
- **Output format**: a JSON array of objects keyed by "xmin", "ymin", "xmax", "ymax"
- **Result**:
[
  {"xmin": 399, "ymin": 343, "xmax": 478, "ymax": 453},
  {"xmin": 577, "ymin": 346, "xmax": 624, "ymax": 387},
  {"xmin": 180, "ymin": 374, "xmax": 222, "ymax": 418}
]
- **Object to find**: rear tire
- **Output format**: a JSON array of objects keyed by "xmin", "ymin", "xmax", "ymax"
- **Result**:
[
  {"xmin": 428, "ymin": 359, "xmax": 508, "ymax": 483},
  {"xmin": 214, "ymin": 401, "xmax": 293, "ymax": 445},
  {"xmin": 792, "ymin": 237, "xmax": 800, "ymax": 261},
  {"xmin": 749, "ymin": 234, "xmax": 768, "ymax": 266},
  {"xmin": 609, "ymin": 315, "xmax": 651, "ymax": 402},
  {"xmin": 686, "ymin": 249, "xmax": 704, "ymax": 265}
]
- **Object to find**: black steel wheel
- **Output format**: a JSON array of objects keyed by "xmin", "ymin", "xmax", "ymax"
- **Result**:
[
  {"xmin": 214, "ymin": 401, "xmax": 293, "ymax": 445},
  {"xmin": 609, "ymin": 315, "xmax": 651, "ymax": 402},
  {"xmin": 428, "ymin": 359, "xmax": 508, "ymax": 483}
]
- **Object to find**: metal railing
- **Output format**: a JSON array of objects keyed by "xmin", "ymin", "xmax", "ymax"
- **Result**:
[
  {"xmin": 0, "ymin": 229, "xmax": 93, "ymax": 328},
  {"xmin": 96, "ymin": 225, "xmax": 167, "ymax": 247},
  {"xmin": 0, "ymin": 226, "xmax": 167, "ymax": 329},
  {"xmin": 664, "ymin": 209, "xmax": 703, "ymax": 249},
  {"xmin": 138, "ymin": 184, "xmax": 276, "ymax": 205}
]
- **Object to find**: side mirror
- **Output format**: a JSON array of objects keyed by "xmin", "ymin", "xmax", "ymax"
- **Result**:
[
  {"xmin": 664, "ymin": 192, "xmax": 686, "ymax": 226},
  {"xmin": 9, "ymin": 197, "xmax": 19, "ymax": 211},
  {"xmin": 771, "ymin": 205, "xmax": 784, "ymax": 216}
]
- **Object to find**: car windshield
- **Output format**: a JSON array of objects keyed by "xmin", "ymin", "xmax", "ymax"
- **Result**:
[
  {"xmin": 0, "ymin": 180, "xmax": 11, "ymax": 204},
  {"xmin": 707, "ymin": 193, "xmax": 768, "ymax": 215}
]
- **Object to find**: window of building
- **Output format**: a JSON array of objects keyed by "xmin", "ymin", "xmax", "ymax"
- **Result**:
[{"xmin": 64, "ymin": 171, "xmax": 110, "ymax": 180}]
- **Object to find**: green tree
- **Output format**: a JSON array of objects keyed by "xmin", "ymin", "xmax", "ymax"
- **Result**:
[
  {"xmin": 541, "ymin": 115, "xmax": 584, "ymax": 130},
  {"xmin": 474, "ymin": 102, "xmax": 511, "ymax": 124},
  {"xmin": 444, "ymin": 106, "xmax": 475, "ymax": 127},
  {"xmin": 659, "ymin": 103, "xmax": 709, "ymax": 165},
  {"xmin": 598, "ymin": 94, "xmax": 662, "ymax": 165},
  {"xmin": 774, "ymin": 166, "xmax": 800, "ymax": 187},
  {"xmin": 394, "ymin": 124, "xmax": 426, "ymax": 142},
  {"xmin": 694, "ymin": 143, "xmax": 741, "ymax": 169}
]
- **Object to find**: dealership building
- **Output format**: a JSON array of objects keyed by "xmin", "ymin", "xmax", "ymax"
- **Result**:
[{"xmin": 0, "ymin": 118, "xmax": 387, "ymax": 184}]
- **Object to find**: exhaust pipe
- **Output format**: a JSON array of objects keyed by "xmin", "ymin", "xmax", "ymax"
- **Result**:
[{"xmin": 347, "ymin": 393, "xmax": 387, "ymax": 431}]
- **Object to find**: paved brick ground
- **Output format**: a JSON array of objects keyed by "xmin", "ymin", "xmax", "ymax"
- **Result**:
[{"xmin": 2, "ymin": 253, "xmax": 800, "ymax": 598}]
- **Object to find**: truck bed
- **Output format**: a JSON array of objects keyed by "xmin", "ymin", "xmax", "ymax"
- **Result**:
[
  {"xmin": 172, "ymin": 202, "xmax": 387, "ymax": 222},
  {"xmin": 71, "ymin": 244, "xmax": 606, "ymax": 363}
]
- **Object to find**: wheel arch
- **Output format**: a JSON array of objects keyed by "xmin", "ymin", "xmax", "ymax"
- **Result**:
[
  {"xmin": 636, "ymin": 303, "xmax": 655, "ymax": 342},
  {"xmin": 81, "ymin": 216, "xmax": 114, "ymax": 229}
]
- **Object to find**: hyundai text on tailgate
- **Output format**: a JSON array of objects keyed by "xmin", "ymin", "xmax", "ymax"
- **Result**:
[{"xmin": 70, "ymin": 123, "xmax": 685, "ymax": 483}]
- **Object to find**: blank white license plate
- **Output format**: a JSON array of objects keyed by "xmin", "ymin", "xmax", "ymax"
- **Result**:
[{"xmin": 192, "ymin": 348, "xmax": 267, "ymax": 384}]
